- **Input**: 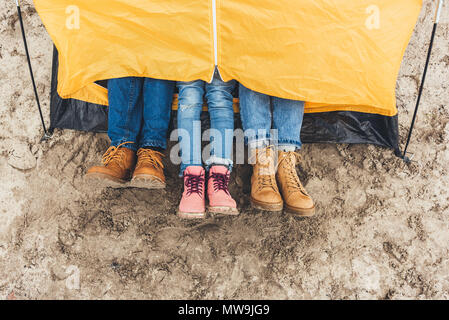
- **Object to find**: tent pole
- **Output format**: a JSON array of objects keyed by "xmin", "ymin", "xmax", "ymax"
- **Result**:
[
  {"xmin": 15, "ymin": 0, "xmax": 51, "ymax": 141},
  {"xmin": 402, "ymin": 0, "xmax": 444, "ymax": 162}
]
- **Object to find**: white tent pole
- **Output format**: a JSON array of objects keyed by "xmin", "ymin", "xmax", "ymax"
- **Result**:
[{"xmin": 435, "ymin": 0, "xmax": 444, "ymax": 23}]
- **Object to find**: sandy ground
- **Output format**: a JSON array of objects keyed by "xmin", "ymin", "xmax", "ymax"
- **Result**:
[{"xmin": 0, "ymin": 0, "xmax": 448, "ymax": 300}]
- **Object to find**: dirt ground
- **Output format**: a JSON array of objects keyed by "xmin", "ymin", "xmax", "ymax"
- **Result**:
[{"xmin": 0, "ymin": 0, "xmax": 448, "ymax": 300}]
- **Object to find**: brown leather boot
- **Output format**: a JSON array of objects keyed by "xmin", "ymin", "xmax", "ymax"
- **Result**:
[
  {"xmin": 250, "ymin": 147, "xmax": 283, "ymax": 212},
  {"xmin": 277, "ymin": 151, "xmax": 315, "ymax": 216},
  {"xmin": 129, "ymin": 148, "xmax": 166, "ymax": 189},
  {"xmin": 85, "ymin": 142, "xmax": 136, "ymax": 187}
]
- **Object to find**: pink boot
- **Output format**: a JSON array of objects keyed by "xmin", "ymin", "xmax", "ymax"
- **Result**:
[
  {"xmin": 178, "ymin": 166, "xmax": 206, "ymax": 219},
  {"xmin": 207, "ymin": 166, "xmax": 239, "ymax": 215}
]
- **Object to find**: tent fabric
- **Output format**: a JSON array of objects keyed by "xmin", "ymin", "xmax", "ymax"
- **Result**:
[
  {"xmin": 50, "ymin": 48, "xmax": 400, "ymax": 152},
  {"xmin": 34, "ymin": 0, "xmax": 422, "ymax": 116}
]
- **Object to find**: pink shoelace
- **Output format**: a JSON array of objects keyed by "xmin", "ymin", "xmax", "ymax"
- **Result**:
[
  {"xmin": 184, "ymin": 174, "xmax": 205, "ymax": 196},
  {"xmin": 210, "ymin": 172, "xmax": 231, "ymax": 195}
]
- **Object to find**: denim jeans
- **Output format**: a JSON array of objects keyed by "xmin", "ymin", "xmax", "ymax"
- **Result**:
[
  {"xmin": 239, "ymin": 84, "xmax": 304, "ymax": 150},
  {"xmin": 108, "ymin": 77, "xmax": 175, "ymax": 151},
  {"xmin": 177, "ymin": 74, "xmax": 236, "ymax": 175}
]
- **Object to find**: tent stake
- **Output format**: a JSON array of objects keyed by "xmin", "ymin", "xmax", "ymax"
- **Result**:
[
  {"xmin": 15, "ymin": 0, "xmax": 51, "ymax": 141},
  {"xmin": 402, "ymin": 0, "xmax": 444, "ymax": 162}
]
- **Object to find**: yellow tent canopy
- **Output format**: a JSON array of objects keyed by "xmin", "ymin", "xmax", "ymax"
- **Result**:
[{"xmin": 34, "ymin": 0, "xmax": 422, "ymax": 116}]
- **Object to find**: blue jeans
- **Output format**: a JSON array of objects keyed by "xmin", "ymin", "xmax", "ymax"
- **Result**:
[
  {"xmin": 108, "ymin": 77, "xmax": 175, "ymax": 151},
  {"xmin": 177, "ymin": 75, "xmax": 236, "ymax": 175},
  {"xmin": 239, "ymin": 84, "xmax": 304, "ymax": 150}
]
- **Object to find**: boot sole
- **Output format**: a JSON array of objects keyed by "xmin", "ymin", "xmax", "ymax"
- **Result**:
[
  {"xmin": 250, "ymin": 197, "xmax": 283, "ymax": 212},
  {"xmin": 285, "ymin": 204, "xmax": 316, "ymax": 217},
  {"xmin": 208, "ymin": 206, "xmax": 240, "ymax": 216},
  {"xmin": 129, "ymin": 175, "xmax": 166, "ymax": 189},
  {"xmin": 177, "ymin": 210, "xmax": 207, "ymax": 219},
  {"xmin": 85, "ymin": 172, "xmax": 128, "ymax": 188}
]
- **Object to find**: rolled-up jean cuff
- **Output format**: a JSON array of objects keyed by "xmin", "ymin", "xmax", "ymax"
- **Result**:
[
  {"xmin": 179, "ymin": 163, "xmax": 203, "ymax": 177},
  {"xmin": 248, "ymin": 139, "xmax": 301, "ymax": 152},
  {"xmin": 277, "ymin": 139, "xmax": 302, "ymax": 150},
  {"xmin": 111, "ymin": 140, "xmax": 138, "ymax": 151},
  {"xmin": 138, "ymin": 140, "xmax": 167, "ymax": 150},
  {"xmin": 244, "ymin": 132, "xmax": 271, "ymax": 146},
  {"xmin": 247, "ymin": 138, "xmax": 270, "ymax": 150},
  {"xmin": 205, "ymin": 156, "xmax": 233, "ymax": 172}
]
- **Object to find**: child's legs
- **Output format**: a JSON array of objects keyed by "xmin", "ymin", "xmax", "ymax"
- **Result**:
[
  {"xmin": 177, "ymin": 80, "xmax": 205, "ymax": 175},
  {"xmin": 205, "ymin": 77, "xmax": 236, "ymax": 170},
  {"xmin": 238, "ymin": 84, "xmax": 272, "ymax": 150},
  {"xmin": 272, "ymin": 97, "xmax": 304, "ymax": 151},
  {"xmin": 139, "ymin": 78, "xmax": 175, "ymax": 150},
  {"xmin": 107, "ymin": 77, "xmax": 144, "ymax": 151}
]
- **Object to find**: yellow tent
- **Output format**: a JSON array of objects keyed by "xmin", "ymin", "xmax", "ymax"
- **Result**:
[{"xmin": 34, "ymin": 0, "xmax": 422, "ymax": 116}]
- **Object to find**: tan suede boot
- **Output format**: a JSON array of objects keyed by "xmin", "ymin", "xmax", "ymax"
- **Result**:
[
  {"xmin": 129, "ymin": 148, "xmax": 166, "ymax": 189},
  {"xmin": 277, "ymin": 151, "xmax": 315, "ymax": 216},
  {"xmin": 250, "ymin": 147, "xmax": 283, "ymax": 212},
  {"xmin": 85, "ymin": 142, "xmax": 136, "ymax": 187}
]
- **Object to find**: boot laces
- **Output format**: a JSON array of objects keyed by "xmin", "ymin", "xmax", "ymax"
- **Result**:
[
  {"xmin": 259, "ymin": 174, "xmax": 277, "ymax": 191},
  {"xmin": 210, "ymin": 172, "xmax": 231, "ymax": 195},
  {"xmin": 184, "ymin": 173, "xmax": 205, "ymax": 196},
  {"xmin": 278, "ymin": 152, "xmax": 307, "ymax": 193},
  {"xmin": 101, "ymin": 142, "xmax": 134, "ymax": 166},
  {"xmin": 248, "ymin": 146, "xmax": 276, "ymax": 166},
  {"xmin": 249, "ymin": 146, "xmax": 278, "ymax": 191},
  {"xmin": 137, "ymin": 149, "xmax": 164, "ymax": 169}
]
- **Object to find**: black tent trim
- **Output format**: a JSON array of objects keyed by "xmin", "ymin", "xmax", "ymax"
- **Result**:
[{"xmin": 49, "ymin": 48, "xmax": 109, "ymax": 133}]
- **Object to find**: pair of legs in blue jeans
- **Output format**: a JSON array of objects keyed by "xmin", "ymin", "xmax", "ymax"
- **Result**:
[
  {"xmin": 176, "ymin": 73, "xmax": 239, "ymax": 218},
  {"xmin": 177, "ymin": 74, "xmax": 236, "ymax": 175},
  {"xmin": 239, "ymin": 84, "xmax": 315, "ymax": 216},
  {"xmin": 239, "ymin": 84, "xmax": 305, "ymax": 152},
  {"xmin": 86, "ymin": 76, "xmax": 175, "ymax": 188},
  {"xmin": 108, "ymin": 77, "xmax": 175, "ymax": 151}
]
